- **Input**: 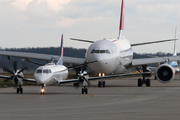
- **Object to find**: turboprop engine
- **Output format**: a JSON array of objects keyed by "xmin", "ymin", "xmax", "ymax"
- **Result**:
[{"xmin": 156, "ymin": 63, "xmax": 175, "ymax": 83}]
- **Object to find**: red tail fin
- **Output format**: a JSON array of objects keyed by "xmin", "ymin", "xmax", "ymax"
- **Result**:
[{"xmin": 119, "ymin": 0, "xmax": 124, "ymax": 39}]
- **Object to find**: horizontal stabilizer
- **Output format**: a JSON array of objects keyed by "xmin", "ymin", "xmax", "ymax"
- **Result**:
[
  {"xmin": 70, "ymin": 38, "xmax": 94, "ymax": 43},
  {"xmin": 131, "ymin": 39, "xmax": 178, "ymax": 47}
]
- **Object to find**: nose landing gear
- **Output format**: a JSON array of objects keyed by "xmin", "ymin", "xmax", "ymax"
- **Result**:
[
  {"xmin": 98, "ymin": 73, "xmax": 106, "ymax": 88},
  {"xmin": 17, "ymin": 86, "xmax": 23, "ymax": 94},
  {"xmin": 40, "ymin": 85, "xmax": 45, "ymax": 95}
]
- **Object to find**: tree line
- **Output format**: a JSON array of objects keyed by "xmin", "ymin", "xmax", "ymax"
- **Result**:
[{"xmin": 0, "ymin": 47, "xmax": 177, "ymax": 72}]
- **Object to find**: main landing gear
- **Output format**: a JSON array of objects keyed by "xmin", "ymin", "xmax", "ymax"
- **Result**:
[
  {"xmin": 40, "ymin": 85, "xmax": 45, "ymax": 95},
  {"xmin": 82, "ymin": 87, "xmax": 88, "ymax": 94},
  {"xmin": 17, "ymin": 86, "xmax": 23, "ymax": 94},
  {"xmin": 137, "ymin": 65, "xmax": 151, "ymax": 87},
  {"xmin": 98, "ymin": 80, "xmax": 105, "ymax": 88}
]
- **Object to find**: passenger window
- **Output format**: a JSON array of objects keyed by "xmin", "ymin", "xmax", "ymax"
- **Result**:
[
  {"xmin": 37, "ymin": 69, "xmax": 42, "ymax": 73},
  {"xmin": 49, "ymin": 69, "xmax": 51, "ymax": 73}
]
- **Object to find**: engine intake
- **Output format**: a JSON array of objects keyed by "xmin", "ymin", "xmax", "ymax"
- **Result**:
[{"xmin": 156, "ymin": 64, "xmax": 175, "ymax": 83}]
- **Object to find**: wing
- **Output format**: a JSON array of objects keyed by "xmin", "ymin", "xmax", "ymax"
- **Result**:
[
  {"xmin": 131, "ymin": 39, "xmax": 177, "ymax": 46},
  {"xmin": 0, "ymin": 75, "xmax": 36, "ymax": 83},
  {"xmin": 57, "ymin": 72, "xmax": 149, "ymax": 84},
  {"xmin": 131, "ymin": 56, "xmax": 180, "ymax": 67},
  {"xmin": 23, "ymin": 78, "xmax": 36, "ymax": 83},
  {"xmin": 0, "ymin": 51, "xmax": 85, "ymax": 64}
]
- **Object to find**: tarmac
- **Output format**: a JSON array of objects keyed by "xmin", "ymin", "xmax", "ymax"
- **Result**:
[{"xmin": 0, "ymin": 77, "xmax": 180, "ymax": 120}]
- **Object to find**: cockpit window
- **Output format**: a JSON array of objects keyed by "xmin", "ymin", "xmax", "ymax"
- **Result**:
[
  {"xmin": 43, "ymin": 69, "xmax": 49, "ymax": 73},
  {"xmin": 91, "ymin": 49, "xmax": 110, "ymax": 54},
  {"xmin": 105, "ymin": 50, "xmax": 110, "ymax": 54},
  {"xmin": 37, "ymin": 69, "xmax": 42, "ymax": 73},
  {"xmin": 100, "ymin": 50, "xmax": 105, "ymax": 53},
  {"xmin": 94, "ymin": 50, "xmax": 100, "ymax": 53}
]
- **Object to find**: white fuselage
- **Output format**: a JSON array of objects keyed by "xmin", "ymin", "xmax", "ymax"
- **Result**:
[
  {"xmin": 86, "ymin": 38, "xmax": 133, "ymax": 75},
  {"xmin": 34, "ymin": 63, "xmax": 68, "ymax": 85}
]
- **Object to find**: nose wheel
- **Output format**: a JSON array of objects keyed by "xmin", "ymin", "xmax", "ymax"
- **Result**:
[{"xmin": 40, "ymin": 85, "xmax": 45, "ymax": 95}]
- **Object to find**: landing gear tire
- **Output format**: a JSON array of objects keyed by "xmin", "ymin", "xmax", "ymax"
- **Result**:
[
  {"xmin": 20, "ymin": 88, "xmax": 23, "ymax": 94},
  {"xmin": 82, "ymin": 87, "xmax": 88, "ymax": 94},
  {"xmin": 98, "ymin": 81, "xmax": 101, "ymax": 87},
  {"xmin": 102, "ymin": 81, "xmax": 105, "ymax": 88},
  {"xmin": 138, "ymin": 78, "xmax": 142, "ymax": 87},
  {"xmin": 73, "ymin": 83, "xmax": 79, "ymax": 86},
  {"xmin": 154, "ymin": 75, "xmax": 157, "ymax": 80},
  {"xmin": 82, "ymin": 88, "xmax": 84, "ymax": 94},
  {"xmin": 85, "ymin": 88, "xmax": 88, "ymax": 94},
  {"xmin": 146, "ymin": 79, "xmax": 151, "ymax": 87},
  {"xmin": 17, "ymin": 88, "xmax": 19, "ymax": 94}
]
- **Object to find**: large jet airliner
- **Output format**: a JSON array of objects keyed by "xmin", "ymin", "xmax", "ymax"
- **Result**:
[{"xmin": 0, "ymin": 0, "xmax": 179, "ymax": 91}]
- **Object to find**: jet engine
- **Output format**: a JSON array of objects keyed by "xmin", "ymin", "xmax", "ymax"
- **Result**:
[{"xmin": 156, "ymin": 63, "xmax": 175, "ymax": 83}]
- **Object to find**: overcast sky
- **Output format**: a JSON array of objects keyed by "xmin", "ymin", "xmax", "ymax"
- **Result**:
[{"xmin": 0, "ymin": 0, "xmax": 180, "ymax": 54}]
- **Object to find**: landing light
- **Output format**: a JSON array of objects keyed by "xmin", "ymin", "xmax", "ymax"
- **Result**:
[
  {"xmin": 102, "ymin": 73, "xmax": 105, "ymax": 76},
  {"xmin": 41, "ymin": 89, "xmax": 45, "ymax": 93}
]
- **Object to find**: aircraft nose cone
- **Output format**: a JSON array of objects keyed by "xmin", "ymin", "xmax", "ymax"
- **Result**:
[
  {"xmin": 34, "ymin": 74, "xmax": 45, "ymax": 84},
  {"xmin": 87, "ymin": 54, "xmax": 118, "ymax": 74}
]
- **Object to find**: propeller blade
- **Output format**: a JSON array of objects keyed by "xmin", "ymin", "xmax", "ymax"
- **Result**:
[
  {"xmin": 13, "ymin": 60, "xmax": 18, "ymax": 72},
  {"xmin": 3, "ymin": 66, "xmax": 14, "ymax": 74},
  {"xmin": 17, "ymin": 75, "xmax": 23, "ymax": 79},
  {"xmin": 18, "ymin": 66, "xmax": 28, "ymax": 74},
  {"xmin": 4, "ymin": 75, "xmax": 14, "ymax": 82},
  {"xmin": 83, "ymin": 77, "xmax": 90, "ymax": 86}
]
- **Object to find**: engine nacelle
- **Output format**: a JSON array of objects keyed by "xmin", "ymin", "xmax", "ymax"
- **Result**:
[{"xmin": 156, "ymin": 64, "xmax": 175, "ymax": 83}]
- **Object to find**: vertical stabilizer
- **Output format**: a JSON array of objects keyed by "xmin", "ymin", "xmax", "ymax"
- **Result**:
[
  {"xmin": 173, "ymin": 26, "xmax": 177, "ymax": 56},
  {"xmin": 119, "ymin": 0, "xmax": 124, "ymax": 39},
  {"xmin": 56, "ymin": 34, "xmax": 64, "ymax": 65}
]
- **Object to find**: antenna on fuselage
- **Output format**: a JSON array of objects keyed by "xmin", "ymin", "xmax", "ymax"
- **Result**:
[{"xmin": 56, "ymin": 34, "xmax": 64, "ymax": 65}]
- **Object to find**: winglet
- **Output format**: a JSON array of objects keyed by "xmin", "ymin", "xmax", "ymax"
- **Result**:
[
  {"xmin": 119, "ymin": 0, "xmax": 124, "ymax": 39},
  {"xmin": 173, "ymin": 26, "xmax": 177, "ymax": 56},
  {"xmin": 56, "ymin": 34, "xmax": 64, "ymax": 65}
]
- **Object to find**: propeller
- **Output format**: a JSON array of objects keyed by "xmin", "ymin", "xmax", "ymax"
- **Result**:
[
  {"xmin": 3, "ymin": 60, "xmax": 28, "ymax": 87},
  {"xmin": 74, "ymin": 68, "xmax": 90, "ymax": 88}
]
